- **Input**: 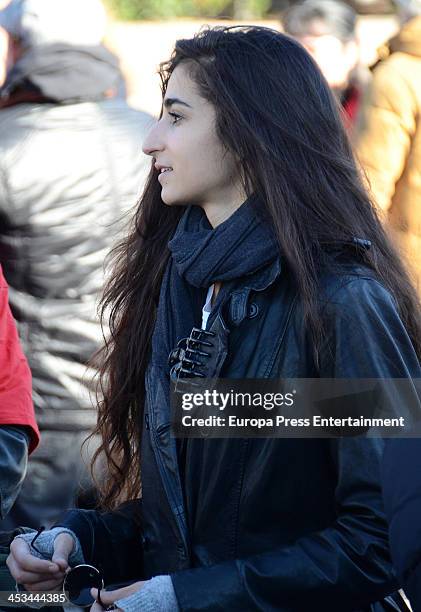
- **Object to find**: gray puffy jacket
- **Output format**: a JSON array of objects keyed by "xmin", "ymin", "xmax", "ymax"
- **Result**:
[{"xmin": 0, "ymin": 98, "xmax": 154, "ymax": 430}]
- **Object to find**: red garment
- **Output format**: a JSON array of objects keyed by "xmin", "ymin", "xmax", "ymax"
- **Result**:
[
  {"xmin": 0, "ymin": 266, "xmax": 40, "ymax": 453},
  {"xmin": 342, "ymin": 83, "xmax": 362, "ymax": 132}
]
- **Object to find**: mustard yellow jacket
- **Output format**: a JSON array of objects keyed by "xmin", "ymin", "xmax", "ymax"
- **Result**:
[{"xmin": 357, "ymin": 16, "xmax": 421, "ymax": 296}]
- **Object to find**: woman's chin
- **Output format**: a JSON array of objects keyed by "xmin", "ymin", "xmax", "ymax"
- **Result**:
[
  {"xmin": 160, "ymin": 191, "xmax": 176, "ymax": 206},
  {"xmin": 161, "ymin": 192, "xmax": 189, "ymax": 207}
]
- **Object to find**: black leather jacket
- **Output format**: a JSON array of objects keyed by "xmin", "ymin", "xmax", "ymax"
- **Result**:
[{"xmin": 59, "ymin": 257, "xmax": 421, "ymax": 611}]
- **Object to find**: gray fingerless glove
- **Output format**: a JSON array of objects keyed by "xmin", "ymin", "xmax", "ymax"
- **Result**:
[
  {"xmin": 115, "ymin": 575, "xmax": 180, "ymax": 612},
  {"xmin": 14, "ymin": 527, "xmax": 85, "ymax": 567}
]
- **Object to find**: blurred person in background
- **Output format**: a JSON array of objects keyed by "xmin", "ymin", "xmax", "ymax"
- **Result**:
[
  {"xmin": 0, "ymin": 263, "xmax": 40, "ymax": 595},
  {"xmin": 282, "ymin": 0, "xmax": 367, "ymax": 132},
  {"xmin": 357, "ymin": 0, "xmax": 421, "ymax": 299},
  {"xmin": 0, "ymin": 0, "xmax": 153, "ymax": 530},
  {"xmin": 0, "ymin": 264, "xmax": 39, "ymax": 521}
]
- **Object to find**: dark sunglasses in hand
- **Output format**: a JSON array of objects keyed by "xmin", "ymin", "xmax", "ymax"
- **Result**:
[{"xmin": 29, "ymin": 526, "xmax": 134, "ymax": 609}]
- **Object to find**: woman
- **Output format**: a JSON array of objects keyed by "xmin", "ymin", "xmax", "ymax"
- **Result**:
[{"xmin": 6, "ymin": 25, "xmax": 421, "ymax": 611}]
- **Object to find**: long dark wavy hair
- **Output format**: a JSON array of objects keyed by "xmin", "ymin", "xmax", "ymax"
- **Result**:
[{"xmin": 90, "ymin": 25, "xmax": 421, "ymax": 509}]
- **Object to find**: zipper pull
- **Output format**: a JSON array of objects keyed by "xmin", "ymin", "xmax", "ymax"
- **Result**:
[{"xmin": 145, "ymin": 413, "xmax": 150, "ymax": 430}]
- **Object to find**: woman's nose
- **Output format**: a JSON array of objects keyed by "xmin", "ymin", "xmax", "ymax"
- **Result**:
[{"xmin": 142, "ymin": 121, "xmax": 164, "ymax": 157}]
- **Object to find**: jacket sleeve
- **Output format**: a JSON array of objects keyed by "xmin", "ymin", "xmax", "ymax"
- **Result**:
[
  {"xmin": 55, "ymin": 499, "xmax": 144, "ymax": 585},
  {"xmin": 382, "ymin": 434, "xmax": 421, "ymax": 611},
  {"xmin": 356, "ymin": 60, "xmax": 417, "ymax": 214},
  {"xmin": 170, "ymin": 277, "xmax": 420, "ymax": 611}
]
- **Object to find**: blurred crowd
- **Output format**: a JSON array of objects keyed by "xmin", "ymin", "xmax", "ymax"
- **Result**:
[
  {"xmin": 282, "ymin": 0, "xmax": 421, "ymax": 293},
  {"xmin": 0, "ymin": 0, "xmax": 419, "ymax": 607}
]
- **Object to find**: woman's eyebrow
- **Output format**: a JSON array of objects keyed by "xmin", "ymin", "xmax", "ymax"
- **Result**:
[{"xmin": 163, "ymin": 97, "xmax": 193, "ymax": 109}]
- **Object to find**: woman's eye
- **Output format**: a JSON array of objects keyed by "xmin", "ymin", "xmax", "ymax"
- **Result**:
[{"xmin": 168, "ymin": 112, "xmax": 182, "ymax": 125}]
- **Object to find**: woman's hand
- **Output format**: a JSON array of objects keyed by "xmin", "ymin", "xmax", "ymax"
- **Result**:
[
  {"xmin": 6, "ymin": 533, "xmax": 74, "ymax": 591},
  {"xmin": 90, "ymin": 581, "xmax": 147, "ymax": 611}
]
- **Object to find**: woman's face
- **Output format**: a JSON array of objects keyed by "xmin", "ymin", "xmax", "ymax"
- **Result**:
[{"xmin": 142, "ymin": 62, "xmax": 246, "ymax": 227}]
